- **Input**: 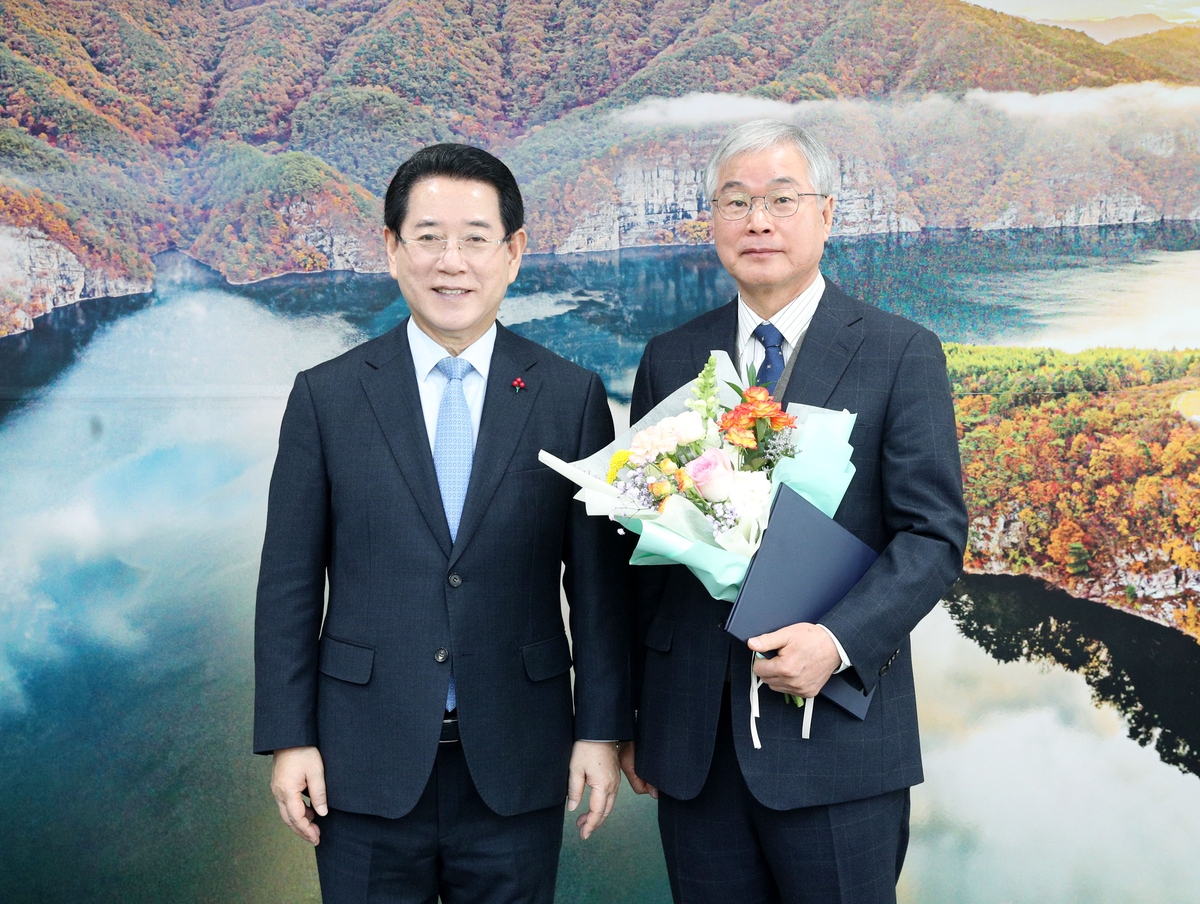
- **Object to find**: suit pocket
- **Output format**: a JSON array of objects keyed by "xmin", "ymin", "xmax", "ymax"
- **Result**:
[
  {"xmin": 522, "ymin": 633, "xmax": 573, "ymax": 682},
  {"xmin": 319, "ymin": 634, "xmax": 375, "ymax": 685},
  {"xmin": 644, "ymin": 614, "xmax": 674, "ymax": 652}
]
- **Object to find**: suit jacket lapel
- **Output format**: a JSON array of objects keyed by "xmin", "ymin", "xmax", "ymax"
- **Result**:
[
  {"xmin": 695, "ymin": 300, "xmax": 738, "ymax": 377},
  {"xmin": 449, "ymin": 325, "xmax": 539, "ymax": 568},
  {"xmin": 359, "ymin": 323, "xmax": 454, "ymax": 558},
  {"xmin": 784, "ymin": 284, "xmax": 864, "ymax": 408}
]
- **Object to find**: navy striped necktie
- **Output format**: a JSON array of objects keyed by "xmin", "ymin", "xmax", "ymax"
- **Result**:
[{"xmin": 752, "ymin": 322, "xmax": 785, "ymax": 394}]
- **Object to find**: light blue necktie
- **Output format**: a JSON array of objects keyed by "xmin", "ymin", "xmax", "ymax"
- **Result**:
[
  {"xmin": 752, "ymin": 322, "xmax": 786, "ymax": 394},
  {"xmin": 434, "ymin": 356, "xmax": 474, "ymax": 711}
]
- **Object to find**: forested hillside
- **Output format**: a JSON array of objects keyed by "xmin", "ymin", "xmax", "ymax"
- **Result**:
[
  {"xmin": 951, "ymin": 345, "xmax": 1200, "ymax": 640},
  {"xmin": 1111, "ymin": 25, "xmax": 1200, "ymax": 83},
  {"xmin": 1, "ymin": 0, "xmax": 1197, "ymax": 330}
]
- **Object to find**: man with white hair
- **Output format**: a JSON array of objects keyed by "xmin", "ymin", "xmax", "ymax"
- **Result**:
[{"xmin": 620, "ymin": 120, "xmax": 967, "ymax": 903}]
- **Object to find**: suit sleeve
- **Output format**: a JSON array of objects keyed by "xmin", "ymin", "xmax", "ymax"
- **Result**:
[
  {"xmin": 562, "ymin": 371, "xmax": 635, "ymax": 741},
  {"xmin": 630, "ymin": 336, "xmax": 658, "ymax": 424},
  {"xmin": 627, "ymin": 340, "xmax": 669, "ymax": 715},
  {"xmin": 820, "ymin": 328, "xmax": 967, "ymax": 694},
  {"xmin": 253, "ymin": 371, "xmax": 330, "ymax": 755}
]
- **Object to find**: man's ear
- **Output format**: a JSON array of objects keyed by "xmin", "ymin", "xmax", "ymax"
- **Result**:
[
  {"xmin": 821, "ymin": 196, "xmax": 836, "ymax": 237},
  {"xmin": 505, "ymin": 228, "xmax": 528, "ymax": 283},
  {"xmin": 384, "ymin": 228, "xmax": 401, "ymax": 278}
]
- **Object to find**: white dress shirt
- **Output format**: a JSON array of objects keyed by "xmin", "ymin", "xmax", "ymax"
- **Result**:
[
  {"xmin": 734, "ymin": 272, "xmax": 852, "ymax": 674},
  {"xmin": 734, "ymin": 272, "xmax": 825, "ymax": 383},
  {"xmin": 408, "ymin": 318, "xmax": 495, "ymax": 453}
]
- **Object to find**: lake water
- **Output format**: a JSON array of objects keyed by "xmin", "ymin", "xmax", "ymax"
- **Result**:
[{"xmin": 3, "ymin": 224, "xmax": 1200, "ymax": 901}]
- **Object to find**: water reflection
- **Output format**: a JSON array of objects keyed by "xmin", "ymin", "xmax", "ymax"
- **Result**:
[
  {"xmin": 0, "ymin": 291, "xmax": 155, "ymax": 422},
  {"xmin": 904, "ymin": 600, "xmax": 1200, "ymax": 903},
  {"xmin": 946, "ymin": 574, "xmax": 1200, "ymax": 777}
]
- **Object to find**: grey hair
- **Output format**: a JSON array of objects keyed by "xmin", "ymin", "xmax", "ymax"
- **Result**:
[{"xmin": 704, "ymin": 120, "xmax": 838, "ymax": 200}]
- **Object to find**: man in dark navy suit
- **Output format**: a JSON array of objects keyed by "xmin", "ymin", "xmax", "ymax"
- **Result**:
[
  {"xmin": 254, "ymin": 144, "xmax": 632, "ymax": 904},
  {"xmin": 620, "ymin": 121, "xmax": 968, "ymax": 903}
]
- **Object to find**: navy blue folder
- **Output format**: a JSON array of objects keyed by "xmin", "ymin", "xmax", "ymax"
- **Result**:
[{"xmin": 725, "ymin": 484, "xmax": 878, "ymax": 719}]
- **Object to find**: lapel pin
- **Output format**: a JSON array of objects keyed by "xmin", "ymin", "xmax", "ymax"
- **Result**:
[{"xmin": 512, "ymin": 377, "xmax": 526, "ymax": 393}]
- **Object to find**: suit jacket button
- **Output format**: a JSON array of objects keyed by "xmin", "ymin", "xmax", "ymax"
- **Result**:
[
  {"xmin": 434, "ymin": 648, "xmax": 449, "ymax": 663},
  {"xmin": 879, "ymin": 663, "xmax": 890, "ymax": 676},
  {"xmin": 448, "ymin": 573, "xmax": 462, "ymax": 588}
]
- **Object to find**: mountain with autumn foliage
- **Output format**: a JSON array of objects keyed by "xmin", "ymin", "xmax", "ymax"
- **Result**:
[
  {"xmin": 1111, "ymin": 25, "xmax": 1200, "ymax": 84},
  {"xmin": 950, "ymin": 344, "xmax": 1200, "ymax": 641},
  {"xmin": 1, "ymin": 0, "xmax": 1198, "ymax": 332}
]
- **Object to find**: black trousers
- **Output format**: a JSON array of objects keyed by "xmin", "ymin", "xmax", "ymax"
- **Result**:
[
  {"xmin": 657, "ymin": 686, "xmax": 910, "ymax": 904},
  {"xmin": 314, "ymin": 741, "xmax": 564, "ymax": 904}
]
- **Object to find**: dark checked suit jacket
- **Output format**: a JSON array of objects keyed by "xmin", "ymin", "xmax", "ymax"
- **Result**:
[
  {"xmin": 254, "ymin": 319, "xmax": 632, "ymax": 819},
  {"xmin": 630, "ymin": 280, "xmax": 967, "ymax": 809}
]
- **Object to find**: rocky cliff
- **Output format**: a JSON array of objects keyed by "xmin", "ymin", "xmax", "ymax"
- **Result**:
[
  {"xmin": 552, "ymin": 152, "xmax": 924, "ymax": 254},
  {"xmin": 967, "ymin": 510, "xmax": 1200, "ymax": 637},
  {"xmin": 0, "ymin": 225, "xmax": 153, "ymax": 336}
]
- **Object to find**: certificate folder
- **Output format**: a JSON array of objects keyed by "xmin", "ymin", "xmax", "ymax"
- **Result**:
[{"xmin": 725, "ymin": 485, "xmax": 878, "ymax": 720}]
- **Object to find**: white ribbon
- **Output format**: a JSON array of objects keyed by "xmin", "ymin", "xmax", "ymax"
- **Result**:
[
  {"xmin": 750, "ymin": 657, "xmax": 815, "ymax": 747},
  {"xmin": 750, "ymin": 661, "xmax": 764, "ymax": 749}
]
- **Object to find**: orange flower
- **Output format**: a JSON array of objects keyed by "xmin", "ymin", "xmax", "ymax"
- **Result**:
[
  {"xmin": 738, "ymin": 386, "xmax": 773, "ymax": 418},
  {"xmin": 769, "ymin": 410, "xmax": 796, "ymax": 430},
  {"xmin": 675, "ymin": 470, "xmax": 695, "ymax": 492},
  {"xmin": 659, "ymin": 458, "xmax": 679, "ymax": 475},
  {"xmin": 720, "ymin": 403, "xmax": 761, "ymax": 448},
  {"xmin": 743, "ymin": 385, "xmax": 799, "ymax": 423},
  {"xmin": 719, "ymin": 405, "xmax": 756, "ymax": 432},
  {"xmin": 724, "ymin": 425, "xmax": 758, "ymax": 449}
]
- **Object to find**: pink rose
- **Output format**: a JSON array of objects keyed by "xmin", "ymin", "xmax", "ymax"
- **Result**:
[{"xmin": 684, "ymin": 448, "xmax": 735, "ymax": 502}]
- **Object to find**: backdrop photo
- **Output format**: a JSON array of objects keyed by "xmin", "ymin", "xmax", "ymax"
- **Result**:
[{"xmin": 2, "ymin": 1, "xmax": 1200, "ymax": 901}]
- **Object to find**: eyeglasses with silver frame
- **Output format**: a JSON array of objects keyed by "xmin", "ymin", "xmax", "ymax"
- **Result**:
[
  {"xmin": 710, "ymin": 189, "xmax": 827, "ymax": 220},
  {"xmin": 397, "ymin": 233, "xmax": 512, "ymax": 260}
]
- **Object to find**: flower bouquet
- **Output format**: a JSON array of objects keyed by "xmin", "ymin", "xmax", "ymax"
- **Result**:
[{"xmin": 539, "ymin": 350, "xmax": 858, "ymax": 602}]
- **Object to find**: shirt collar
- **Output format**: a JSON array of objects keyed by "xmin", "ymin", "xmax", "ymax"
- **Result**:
[
  {"xmin": 736, "ymin": 271, "xmax": 826, "ymax": 348},
  {"xmin": 407, "ymin": 318, "xmax": 497, "ymax": 382}
]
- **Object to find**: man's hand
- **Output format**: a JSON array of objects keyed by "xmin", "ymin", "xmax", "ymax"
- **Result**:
[
  {"xmin": 271, "ymin": 746, "xmax": 329, "ymax": 845},
  {"xmin": 748, "ymin": 622, "xmax": 841, "ymax": 698},
  {"xmin": 567, "ymin": 740, "xmax": 621, "ymax": 840},
  {"xmin": 618, "ymin": 740, "xmax": 658, "ymax": 799}
]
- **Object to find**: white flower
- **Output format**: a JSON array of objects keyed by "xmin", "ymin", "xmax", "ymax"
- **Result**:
[
  {"xmin": 727, "ymin": 471, "xmax": 772, "ymax": 528},
  {"xmin": 667, "ymin": 410, "xmax": 706, "ymax": 445}
]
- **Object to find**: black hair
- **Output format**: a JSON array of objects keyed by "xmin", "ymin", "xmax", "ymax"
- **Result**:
[{"xmin": 383, "ymin": 143, "xmax": 524, "ymax": 238}]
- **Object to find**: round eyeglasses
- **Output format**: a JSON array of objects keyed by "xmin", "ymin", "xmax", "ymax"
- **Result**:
[
  {"xmin": 710, "ymin": 189, "xmax": 827, "ymax": 220},
  {"xmin": 397, "ymin": 233, "xmax": 512, "ymax": 260}
]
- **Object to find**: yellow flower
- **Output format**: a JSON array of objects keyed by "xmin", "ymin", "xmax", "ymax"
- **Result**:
[
  {"xmin": 675, "ymin": 470, "xmax": 695, "ymax": 493},
  {"xmin": 606, "ymin": 449, "xmax": 632, "ymax": 484},
  {"xmin": 648, "ymin": 480, "xmax": 673, "ymax": 499},
  {"xmin": 659, "ymin": 458, "xmax": 679, "ymax": 475}
]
